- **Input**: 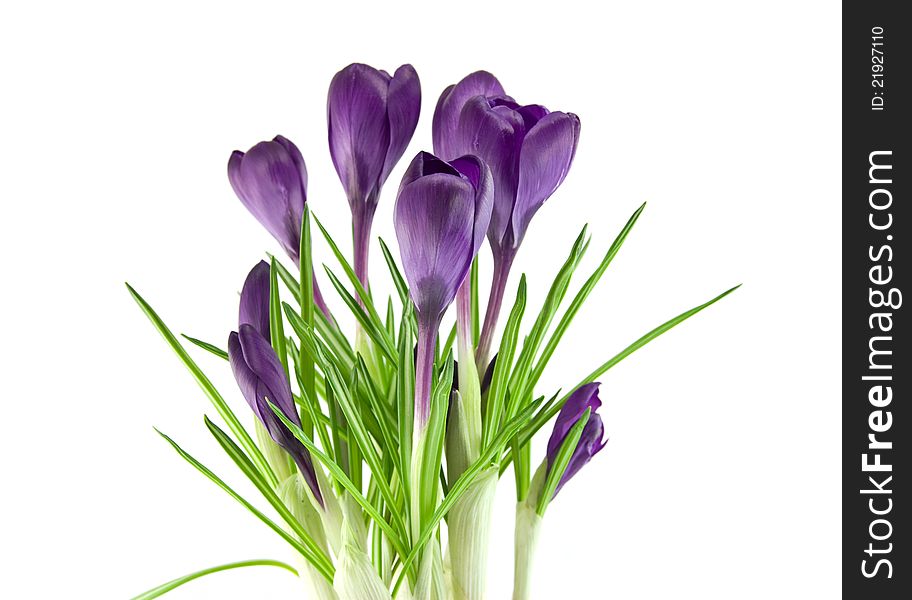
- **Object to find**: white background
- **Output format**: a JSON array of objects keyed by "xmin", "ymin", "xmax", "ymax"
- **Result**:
[{"xmin": 0, "ymin": 1, "xmax": 840, "ymax": 598}]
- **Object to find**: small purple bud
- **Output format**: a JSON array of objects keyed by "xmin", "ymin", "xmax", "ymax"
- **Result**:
[{"xmin": 546, "ymin": 383, "xmax": 607, "ymax": 498}]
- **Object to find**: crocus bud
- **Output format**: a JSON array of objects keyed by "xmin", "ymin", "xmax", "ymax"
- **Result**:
[
  {"xmin": 394, "ymin": 152, "xmax": 492, "ymax": 327},
  {"xmin": 545, "ymin": 382, "xmax": 607, "ymax": 497},
  {"xmin": 328, "ymin": 63, "xmax": 421, "ymax": 284},
  {"xmin": 228, "ymin": 136, "xmax": 308, "ymax": 264},
  {"xmin": 238, "ymin": 260, "xmax": 271, "ymax": 338},
  {"xmin": 395, "ymin": 150, "xmax": 492, "ymax": 440},
  {"xmin": 229, "ymin": 263, "xmax": 323, "ymax": 506}
]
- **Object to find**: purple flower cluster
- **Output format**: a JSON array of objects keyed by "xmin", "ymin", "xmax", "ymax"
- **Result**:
[{"xmin": 224, "ymin": 62, "xmax": 599, "ymax": 499}]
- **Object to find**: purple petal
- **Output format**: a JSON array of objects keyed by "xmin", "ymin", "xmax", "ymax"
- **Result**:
[
  {"xmin": 546, "ymin": 382, "xmax": 601, "ymax": 462},
  {"xmin": 554, "ymin": 412, "xmax": 607, "ymax": 496},
  {"xmin": 511, "ymin": 112, "xmax": 581, "ymax": 247},
  {"xmin": 449, "ymin": 154, "xmax": 493, "ymax": 256},
  {"xmin": 238, "ymin": 261, "xmax": 271, "ymax": 339},
  {"xmin": 228, "ymin": 331, "xmax": 263, "ymax": 423},
  {"xmin": 382, "ymin": 64, "xmax": 421, "ymax": 184},
  {"xmin": 237, "ymin": 325, "xmax": 298, "ymax": 426},
  {"xmin": 456, "ymin": 97, "xmax": 524, "ymax": 249},
  {"xmin": 230, "ymin": 325, "xmax": 323, "ymax": 505},
  {"xmin": 327, "ymin": 63, "xmax": 392, "ymax": 207},
  {"xmin": 395, "ymin": 156, "xmax": 478, "ymax": 321},
  {"xmin": 401, "ymin": 151, "xmax": 461, "ymax": 187},
  {"xmin": 432, "ymin": 71, "xmax": 507, "ymax": 160},
  {"xmin": 227, "ymin": 139, "xmax": 306, "ymax": 262},
  {"xmin": 273, "ymin": 135, "xmax": 308, "ymax": 195}
]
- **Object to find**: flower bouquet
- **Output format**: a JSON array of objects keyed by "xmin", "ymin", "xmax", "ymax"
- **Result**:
[{"xmin": 128, "ymin": 64, "xmax": 737, "ymax": 600}]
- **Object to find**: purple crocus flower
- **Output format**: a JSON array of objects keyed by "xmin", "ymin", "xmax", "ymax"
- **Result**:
[
  {"xmin": 228, "ymin": 136, "xmax": 308, "ymax": 263},
  {"xmin": 228, "ymin": 136, "xmax": 331, "ymax": 319},
  {"xmin": 328, "ymin": 63, "xmax": 421, "ymax": 286},
  {"xmin": 394, "ymin": 151, "xmax": 492, "ymax": 427},
  {"xmin": 545, "ymin": 382, "xmax": 607, "ymax": 498},
  {"xmin": 433, "ymin": 71, "xmax": 580, "ymax": 369},
  {"xmin": 228, "ymin": 262, "xmax": 322, "ymax": 505}
]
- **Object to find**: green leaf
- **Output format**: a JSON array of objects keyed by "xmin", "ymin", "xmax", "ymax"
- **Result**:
[
  {"xmin": 506, "ymin": 225, "xmax": 589, "ymax": 411},
  {"xmin": 536, "ymin": 408, "xmax": 590, "ymax": 515},
  {"xmin": 378, "ymin": 237, "xmax": 409, "ymax": 306},
  {"xmin": 313, "ymin": 214, "xmax": 391, "ymax": 331},
  {"xmin": 269, "ymin": 403, "xmax": 411, "ymax": 564},
  {"xmin": 126, "ymin": 283, "xmax": 277, "ymax": 487},
  {"xmin": 482, "ymin": 276, "xmax": 527, "ymax": 449},
  {"xmin": 396, "ymin": 306, "xmax": 415, "ymax": 503},
  {"xmin": 521, "ymin": 284, "xmax": 741, "ymax": 445},
  {"xmin": 325, "ymin": 361, "xmax": 409, "ymax": 540},
  {"xmin": 272, "ymin": 254, "xmax": 298, "ymax": 296},
  {"xmin": 416, "ymin": 353, "xmax": 453, "ymax": 531},
  {"xmin": 323, "ymin": 266, "xmax": 398, "ymax": 365},
  {"xmin": 284, "ymin": 303, "xmax": 353, "ymax": 378},
  {"xmin": 438, "ymin": 321, "xmax": 457, "ymax": 367},
  {"xmin": 203, "ymin": 417, "xmax": 334, "ymax": 578},
  {"xmin": 130, "ymin": 559, "xmax": 298, "ymax": 600},
  {"xmin": 521, "ymin": 202, "xmax": 645, "ymax": 401},
  {"xmin": 269, "ymin": 258, "xmax": 289, "ymax": 375},
  {"xmin": 181, "ymin": 334, "xmax": 228, "ymax": 360},
  {"xmin": 392, "ymin": 396, "xmax": 543, "ymax": 596},
  {"xmin": 298, "ymin": 207, "xmax": 317, "ymax": 437},
  {"xmin": 154, "ymin": 429, "xmax": 324, "ymax": 575}
]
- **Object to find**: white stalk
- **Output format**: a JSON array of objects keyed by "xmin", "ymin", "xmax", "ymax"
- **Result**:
[
  {"xmin": 277, "ymin": 475, "xmax": 338, "ymax": 600},
  {"xmin": 255, "ymin": 419, "xmax": 294, "ymax": 482},
  {"xmin": 511, "ymin": 500, "xmax": 543, "ymax": 600},
  {"xmin": 448, "ymin": 466, "xmax": 498, "ymax": 600},
  {"xmin": 334, "ymin": 543, "xmax": 393, "ymax": 600},
  {"xmin": 414, "ymin": 539, "xmax": 448, "ymax": 600},
  {"xmin": 334, "ymin": 491, "xmax": 391, "ymax": 600},
  {"xmin": 309, "ymin": 466, "xmax": 344, "ymax": 556}
]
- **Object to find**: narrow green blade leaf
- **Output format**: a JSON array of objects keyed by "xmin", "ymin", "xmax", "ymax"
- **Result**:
[
  {"xmin": 378, "ymin": 237, "xmax": 409, "ymax": 306},
  {"xmin": 269, "ymin": 403, "xmax": 410, "ymax": 562},
  {"xmin": 522, "ymin": 284, "xmax": 741, "ymax": 443},
  {"xmin": 155, "ymin": 429, "xmax": 323, "ymax": 574},
  {"xmin": 392, "ymin": 396, "xmax": 543, "ymax": 596},
  {"xmin": 181, "ymin": 334, "xmax": 228, "ymax": 360},
  {"xmin": 269, "ymin": 258, "xmax": 289, "ymax": 374},
  {"xmin": 126, "ymin": 283, "xmax": 277, "ymax": 487},
  {"xmin": 299, "ymin": 206, "xmax": 317, "ymax": 437},
  {"xmin": 204, "ymin": 417, "xmax": 334, "ymax": 578},
  {"xmin": 325, "ymin": 362, "xmax": 409, "ymax": 540},
  {"xmin": 536, "ymin": 408, "xmax": 590, "ymax": 515},
  {"xmin": 522, "ymin": 202, "xmax": 646, "ymax": 399},
  {"xmin": 130, "ymin": 559, "xmax": 297, "ymax": 600},
  {"xmin": 323, "ymin": 266, "xmax": 397, "ymax": 364},
  {"xmin": 482, "ymin": 276, "xmax": 527, "ymax": 449}
]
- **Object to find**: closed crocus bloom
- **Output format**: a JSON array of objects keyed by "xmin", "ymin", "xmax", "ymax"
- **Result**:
[
  {"xmin": 229, "ymin": 137, "xmax": 331, "ymax": 319},
  {"xmin": 433, "ymin": 73, "xmax": 580, "ymax": 370},
  {"xmin": 545, "ymin": 382, "xmax": 607, "ymax": 497},
  {"xmin": 328, "ymin": 63, "xmax": 421, "ymax": 285},
  {"xmin": 229, "ymin": 263, "xmax": 323, "ymax": 506},
  {"xmin": 395, "ymin": 152, "xmax": 492, "ymax": 327},
  {"xmin": 228, "ymin": 136, "xmax": 308, "ymax": 263},
  {"xmin": 395, "ymin": 151, "xmax": 492, "ymax": 426}
]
